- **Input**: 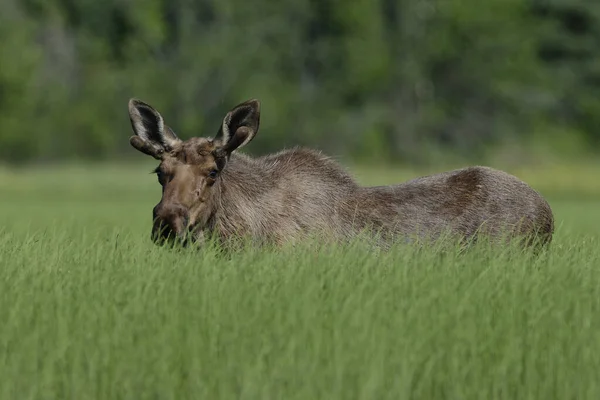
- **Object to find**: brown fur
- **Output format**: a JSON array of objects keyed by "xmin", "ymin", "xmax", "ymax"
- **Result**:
[{"xmin": 127, "ymin": 98, "xmax": 555, "ymax": 249}]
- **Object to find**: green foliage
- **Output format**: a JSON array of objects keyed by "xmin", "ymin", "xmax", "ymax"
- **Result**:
[
  {"xmin": 0, "ymin": 0, "xmax": 599, "ymax": 163},
  {"xmin": 1, "ymin": 164, "xmax": 600, "ymax": 398}
]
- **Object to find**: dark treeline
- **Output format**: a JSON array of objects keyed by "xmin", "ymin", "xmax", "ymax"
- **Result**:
[{"xmin": 1, "ymin": 0, "xmax": 599, "ymax": 164}]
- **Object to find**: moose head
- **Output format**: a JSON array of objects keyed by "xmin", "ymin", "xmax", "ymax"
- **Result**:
[{"xmin": 128, "ymin": 98, "xmax": 260, "ymax": 245}]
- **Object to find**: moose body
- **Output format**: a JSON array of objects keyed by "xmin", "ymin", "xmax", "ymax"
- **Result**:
[{"xmin": 127, "ymin": 98, "xmax": 554, "ymax": 248}]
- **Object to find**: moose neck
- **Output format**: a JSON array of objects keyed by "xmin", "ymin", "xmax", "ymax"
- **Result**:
[
  {"xmin": 219, "ymin": 152, "xmax": 269, "ymax": 196},
  {"xmin": 206, "ymin": 152, "xmax": 272, "ymax": 239}
]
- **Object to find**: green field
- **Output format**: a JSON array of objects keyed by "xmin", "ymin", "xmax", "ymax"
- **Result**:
[{"xmin": 1, "ymin": 163, "xmax": 599, "ymax": 399}]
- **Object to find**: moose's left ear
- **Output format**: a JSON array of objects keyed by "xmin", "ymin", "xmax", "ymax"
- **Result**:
[{"xmin": 215, "ymin": 99, "xmax": 260, "ymax": 154}]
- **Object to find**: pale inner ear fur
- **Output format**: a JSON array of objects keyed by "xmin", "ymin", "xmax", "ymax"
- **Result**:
[
  {"xmin": 220, "ymin": 112, "xmax": 233, "ymax": 145},
  {"xmin": 216, "ymin": 99, "xmax": 261, "ymax": 153},
  {"xmin": 128, "ymin": 98, "xmax": 181, "ymax": 154}
]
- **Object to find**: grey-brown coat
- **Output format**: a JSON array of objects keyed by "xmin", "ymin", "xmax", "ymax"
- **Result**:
[{"xmin": 127, "ymin": 98, "xmax": 554, "ymax": 248}]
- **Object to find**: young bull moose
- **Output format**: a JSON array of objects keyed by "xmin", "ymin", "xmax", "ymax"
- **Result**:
[{"xmin": 127, "ymin": 98, "xmax": 554, "ymax": 249}]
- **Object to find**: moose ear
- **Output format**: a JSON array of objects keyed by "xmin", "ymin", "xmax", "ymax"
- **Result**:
[
  {"xmin": 215, "ymin": 99, "xmax": 260, "ymax": 154},
  {"xmin": 128, "ymin": 98, "xmax": 181, "ymax": 158}
]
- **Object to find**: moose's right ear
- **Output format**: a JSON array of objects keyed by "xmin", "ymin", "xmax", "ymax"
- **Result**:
[{"xmin": 128, "ymin": 98, "xmax": 181, "ymax": 159}]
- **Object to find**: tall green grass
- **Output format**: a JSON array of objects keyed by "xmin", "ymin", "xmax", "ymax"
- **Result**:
[{"xmin": 1, "ymin": 163, "xmax": 599, "ymax": 399}]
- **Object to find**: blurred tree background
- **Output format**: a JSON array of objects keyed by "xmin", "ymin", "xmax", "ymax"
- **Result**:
[{"xmin": 1, "ymin": 0, "xmax": 599, "ymax": 166}]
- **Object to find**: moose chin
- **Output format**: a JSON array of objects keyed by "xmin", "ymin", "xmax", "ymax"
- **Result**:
[{"xmin": 127, "ymin": 98, "xmax": 554, "ymax": 250}]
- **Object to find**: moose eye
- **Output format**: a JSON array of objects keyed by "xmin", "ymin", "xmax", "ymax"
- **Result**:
[
  {"xmin": 208, "ymin": 169, "xmax": 218, "ymax": 179},
  {"xmin": 152, "ymin": 167, "xmax": 164, "ymax": 181}
]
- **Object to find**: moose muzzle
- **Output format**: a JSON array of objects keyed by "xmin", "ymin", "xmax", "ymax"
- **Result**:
[{"xmin": 152, "ymin": 203, "xmax": 190, "ymax": 244}]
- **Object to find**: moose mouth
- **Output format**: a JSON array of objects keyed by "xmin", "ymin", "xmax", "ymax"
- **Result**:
[{"xmin": 151, "ymin": 222, "xmax": 204, "ymax": 248}]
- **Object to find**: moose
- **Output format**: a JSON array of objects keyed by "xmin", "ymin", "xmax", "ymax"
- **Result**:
[{"xmin": 127, "ymin": 98, "xmax": 554, "ymax": 249}]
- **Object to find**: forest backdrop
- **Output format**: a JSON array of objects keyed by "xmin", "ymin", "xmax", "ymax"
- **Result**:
[{"xmin": 1, "ymin": 0, "xmax": 599, "ymax": 165}]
